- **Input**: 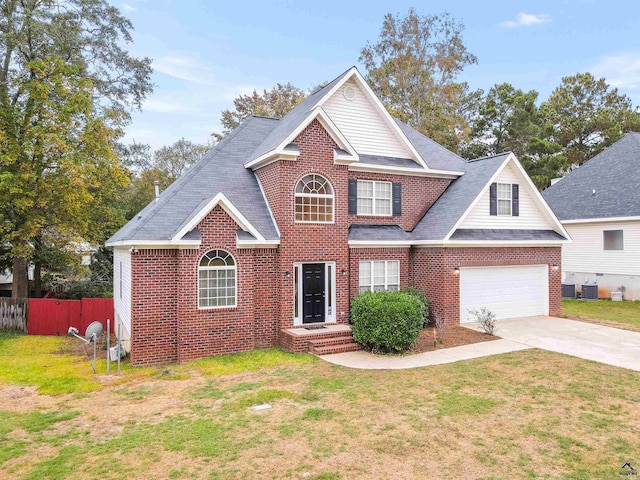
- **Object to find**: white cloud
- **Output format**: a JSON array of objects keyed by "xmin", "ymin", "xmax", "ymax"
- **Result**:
[
  {"xmin": 121, "ymin": 3, "xmax": 136, "ymax": 11},
  {"xmin": 153, "ymin": 55, "xmax": 218, "ymax": 85},
  {"xmin": 142, "ymin": 99, "xmax": 188, "ymax": 113},
  {"xmin": 592, "ymin": 52, "xmax": 640, "ymax": 91},
  {"xmin": 501, "ymin": 13, "xmax": 552, "ymax": 29}
]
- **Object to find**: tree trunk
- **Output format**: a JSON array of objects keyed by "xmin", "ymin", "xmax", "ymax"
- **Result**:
[
  {"xmin": 11, "ymin": 255, "xmax": 29, "ymax": 298},
  {"xmin": 33, "ymin": 261, "xmax": 42, "ymax": 298}
]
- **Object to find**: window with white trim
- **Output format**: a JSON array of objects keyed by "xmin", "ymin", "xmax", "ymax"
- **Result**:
[
  {"xmin": 357, "ymin": 180, "xmax": 392, "ymax": 216},
  {"xmin": 497, "ymin": 183, "xmax": 512, "ymax": 215},
  {"xmin": 198, "ymin": 249, "xmax": 236, "ymax": 308},
  {"xmin": 359, "ymin": 260, "xmax": 400, "ymax": 293},
  {"xmin": 294, "ymin": 174, "xmax": 334, "ymax": 223}
]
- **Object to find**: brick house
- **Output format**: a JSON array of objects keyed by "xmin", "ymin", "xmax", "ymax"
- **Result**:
[{"xmin": 107, "ymin": 67, "xmax": 569, "ymax": 366}]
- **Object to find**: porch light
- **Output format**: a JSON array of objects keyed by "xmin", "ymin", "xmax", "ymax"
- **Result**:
[
  {"xmin": 453, "ymin": 266, "xmax": 460, "ymax": 275},
  {"xmin": 552, "ymin": 264, "xmax": 559, "ymax": 270},
  {"xmin": 285, "ymin": 271, "xmax": 291, "ymax": 278},
  {"xmin": 341, "ymin": 269, "xmax": 347, "ymax": 276}
]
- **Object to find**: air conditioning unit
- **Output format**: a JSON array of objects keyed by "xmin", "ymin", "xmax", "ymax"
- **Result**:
[
  {"xmin": 581, "ymin": 284, "xmax": 598, "ymax": 301},
  {"xmin": 561, "ymin": 283, "xmax": 577, "ymax": 299}
]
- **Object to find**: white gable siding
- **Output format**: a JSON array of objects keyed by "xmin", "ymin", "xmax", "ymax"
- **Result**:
[
  {"xmin": 563, "ymin": 220, "xmax": 640, "ymax": 276},
  {"xmin": 459, "ymin": 161, "xmax": 552, "ymax": 230},
  {"xmin": 322, "ymin": 79, "xmax": 414, "ymax": 159},
  {"xmin": 113, "ymin": 247, "xmax": 132, "ymax": 341}
]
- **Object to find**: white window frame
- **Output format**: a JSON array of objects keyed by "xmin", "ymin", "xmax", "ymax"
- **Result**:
[
  {"xmin": 497, "ymin": 182, "xmax": 512, "ymax": 216},
  {"xmin": 358, "ymin": 260, "xmax": 400, "ymax": 293},
  {"xmin": 292, "ymin": 262, "xmax": 336, "ymax": 326},
  {"xmin": 198, "ymin": 249, "xmax": 237, "ymax": 309},
  {"xmin": 356, "ymin": 180, "xmax": 392, "ymax": 216},
  {"xmin": 603, "ymin": 229, "xmax": 624, "ymax": 251},
  {"xmin": 294, "ymin": 174, "xmax": 334, "ymax": 224}
]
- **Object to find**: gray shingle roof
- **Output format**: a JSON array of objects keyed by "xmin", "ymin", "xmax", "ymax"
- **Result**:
[
  {"xmin": 394, "ymin": 119, "xmax": 467, "ymax": 172},
  {"xmin": 107, "ymin": 116, "xmax": 280, "ymax": 244},
  {"xmin": 542, "ymin": 133, "xmax": 640, "ymax": 220},
  {"xmin": 357, "ymin": 154, "xmax": 422, "ymax": 169},
  {"xmin": 349, "ymin": 225, "xmax": 412, "ymax": 241},
  {"xmin": 450, "ymin": 229, "xmax": 566, "ymax": 241},
  {"xmin": 411, "ymin": 153, "xmax": 511, "ymax": 240}
]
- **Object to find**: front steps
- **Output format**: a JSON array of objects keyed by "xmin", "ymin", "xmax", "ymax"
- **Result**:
[{"xmin": 280, "ymin": 324, "xmax": 361, "ymax": 355}]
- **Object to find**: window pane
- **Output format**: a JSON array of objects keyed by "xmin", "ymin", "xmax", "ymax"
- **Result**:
[
  {"xmin": 375, "ymin": 182, "xmax": 391, "ymax": 200},
  {"xmin": 497, "ymin": 199, "xmax": 511, "ymax": 215},
  {"xmin": 604, "ymin": 230, "xmax": 623, "ymax": 250},
  {"xmin": 357, "ymin": 198, "xmax": 373, "ymax": 215},
  {"xmin": 387, "ymin": 261, "xmax": 399, "ymax": 284},
  {"xmin": 497, "ymin": 183, "xmax": 511, "ymax": 200},
  {"xmin": 375, "ymin": 198, "xmax": 392, "ymax": 215},
  {"xmin": 359, "ymin": 261, "xmax": 371, "ymax": 287}
]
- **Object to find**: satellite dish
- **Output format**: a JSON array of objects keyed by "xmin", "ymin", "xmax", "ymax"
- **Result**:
[{"xmin": 85, "ymin": 321, "xmax": 104, "ymax": 342}]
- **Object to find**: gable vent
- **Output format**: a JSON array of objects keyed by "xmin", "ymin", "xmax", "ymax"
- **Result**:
[{"xmin": 343, "ymin": 86, "xmax": 356, "ymax": 101}]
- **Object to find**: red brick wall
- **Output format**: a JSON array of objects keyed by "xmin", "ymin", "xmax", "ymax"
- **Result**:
[
  {"xmin": 130, "ymin": 249, "xmax": 179, "ymax": 366},
  {"xmin": 130, "ymin": 206, "xmax": 280, "ymax": 366},
  {"xmin": 411, "ymin": 246, "xmax": 562, "ymax": 325},
  {"xmin": 347, "ymin": 172, "xmax": 451, "ymax": 230}
]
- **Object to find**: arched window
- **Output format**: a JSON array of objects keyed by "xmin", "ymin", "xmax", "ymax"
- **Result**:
[
  {"xmin": 198, "ymin": 249, "xmax": 236, "ymax": 308},
  {"xmin": 294, "ymin": 174, "xmax": 334, "ymax": 223}
]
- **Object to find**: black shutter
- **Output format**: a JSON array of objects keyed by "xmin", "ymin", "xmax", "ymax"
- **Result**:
[
  {"xmin": 512, "ymin": 184, "xmax": 519, "ymax": 216},
  {"xmin": 489, "ymin": 182, "xmax": 497, "ymax": 216},
  {"xmin": 348, "ymin": 179, "xmax": 357, "ymax": 215},
  {"xmin": 392, "ymin": 183, "xmax": 401, "ymax": 216}
]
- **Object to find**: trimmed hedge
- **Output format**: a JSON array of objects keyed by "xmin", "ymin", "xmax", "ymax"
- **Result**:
[{"xmin": 351, "ymin": 291, "xmax": 425, "ymax": 353}]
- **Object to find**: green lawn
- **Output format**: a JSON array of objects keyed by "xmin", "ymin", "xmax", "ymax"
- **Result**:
[
  {"xmin": 1, "ymin": 333, "xmax": 639, "ymax": 479},
  {"xmin": 563, "ymin": 299, "xmax": 640, "ymax": 329}
]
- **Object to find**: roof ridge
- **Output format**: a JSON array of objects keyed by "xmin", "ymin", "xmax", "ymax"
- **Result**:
[{"xmin": 467, "ymin": 151, "xmax": 512, "ymax": 162}]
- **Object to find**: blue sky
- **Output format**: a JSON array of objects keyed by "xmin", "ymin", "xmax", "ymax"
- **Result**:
[{"xmin": 114, "ymin": 0, "xmax": 640, "ymax": 149}]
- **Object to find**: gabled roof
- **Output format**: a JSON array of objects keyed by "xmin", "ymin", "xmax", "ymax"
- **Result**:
[
  {"xmin": 411, "ymin": 153, "xmax": 511, "ymax": 241},
  {"xmin": 106, "ymin": 116, "xmax": 280, "ymax": 246},
  {"xmin": 542, "ymin": 132, "xmax": 640, "ymax": 221}
]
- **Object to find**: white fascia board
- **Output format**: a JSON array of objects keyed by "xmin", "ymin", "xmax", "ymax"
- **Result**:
[
  {"xmin": 412, "ymin": 239, "xmax": 569, "ymax": 248},
  {"xmin": 442, "ymin": 154, "xmax": 514, "ymax": 241},
  {"xmin": 104, "ymin": 240, "xmax": 201, "ymax": 249},
  {"xmin": 244, "ymin": 149, "xmax": 300, "ymax": 170},
  {"xmin": 245, "ymin": 108, "xmax": 359, "ymax": 171},
  {"xmin": 334, "ymin": 150, "xmax": 357, "ymax": 164},
  {"xmin": 348, "ymin": 162, "xmax": 463, "ymax": 179},
  {"xmin": 348, "ymin": 240, "xmax": 412, "ymax": 248},
  {"xmin": 442, "ymin": 154, "xmax": 570, "ymax": 241},
  {"xmin": 316, "ymin": 67, "xmax": 428, "ymax": 170},
  {"xmin": 562, "ymin": 216, "xmax": 640, "ymax": 224},
  {"xmin": 171, "ymin": 192, "xmax": 266, "ymax": 243},
  {"xmin": 509, "ymin": 155, "xmax": 571, "ymax": 240}
]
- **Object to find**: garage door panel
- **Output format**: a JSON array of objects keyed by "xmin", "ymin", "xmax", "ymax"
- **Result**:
[{"xmin": 460, "ymin": 265, "xmax": 548, "ymax": 323}]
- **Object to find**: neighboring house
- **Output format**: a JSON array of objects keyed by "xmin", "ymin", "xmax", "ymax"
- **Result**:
[
  {"xmin": 107, "ymin": 67, "xmax": 568, "ymax": 366},
  {"xmin": 542, "ymin": 133, "xmax": 640, "ymax": 300}
]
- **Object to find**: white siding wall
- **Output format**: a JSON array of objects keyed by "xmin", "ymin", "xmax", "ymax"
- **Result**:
[
  {"xmin": 563, "ymin": 220, "xmax": 640, "ymax": 276},
  {"xmin": 322, "ymin": 79, "xmax": 414, "ymax": 159},
  {"xmin": 460, "ymin": 161, "xmax": 553, "ymax": 230},
  {"xmin": 113, "ymin": 247, "xmax": 132, "ymax": 341}
]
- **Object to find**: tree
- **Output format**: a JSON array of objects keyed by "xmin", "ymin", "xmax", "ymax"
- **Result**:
[
  {"xmin": 0, "ymin": 1, "xmax": 153, "ymax": 298},
  {"xmin": 462, "ymin": 83, "xmax": 542, "ymax": 159},
  {"xmin": 153, "ymin": 138, "xmax": 209, "ymax": 181},
  {"xmin": 543, "ymin": 73, "xmax": 640, "ymax": 168},
  {"xmin": 360, "ymin": 9, "xmax": 479, "ymax": 152},
  {"xmin": 214, "ymin": 83, "xmax": 306, "ymax": 140},
  {"xmin": 118, "ymin": 138, "xmax": 209, "ymax": 220}
]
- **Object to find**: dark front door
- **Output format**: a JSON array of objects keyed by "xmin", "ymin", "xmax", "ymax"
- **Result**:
[{"xmin": 302, "ymin": 263, "xmax": 325, "ymax": 323}]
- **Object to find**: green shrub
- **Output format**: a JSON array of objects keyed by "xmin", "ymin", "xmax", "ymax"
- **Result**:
[
  {"xmin": 351, "ymin": 291, "xmax": 424, "ymax": 353},
  {"xmin": 400, "ymin": 286, "xmax": 430, "ymax": 326}
]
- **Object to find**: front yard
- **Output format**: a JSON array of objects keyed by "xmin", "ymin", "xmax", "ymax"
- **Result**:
[
  {"xmin": 563, "ymin": 299, "xmax": 640, "ymax": 330},
  {"xmin": 1, "ymin": 331, "xmax": 639, "ymax": 479}
]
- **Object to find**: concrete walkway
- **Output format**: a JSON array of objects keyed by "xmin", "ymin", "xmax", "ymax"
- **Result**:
[{"xmin": 320, "ymin": 316, "xmax": 640, "ymax": 372}]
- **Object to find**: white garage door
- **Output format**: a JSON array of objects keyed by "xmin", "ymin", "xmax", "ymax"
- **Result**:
[{"xmin": 459, "ymin": 265, "xmax": 549, "ymax": 323}]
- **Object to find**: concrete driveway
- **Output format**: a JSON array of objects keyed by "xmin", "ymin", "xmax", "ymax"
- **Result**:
[
  {"xmin": 468, "ymin": 316, "xmax": 640, "ymax": 372},
  {"xmin": 321, "ymin": 316, "xmax": 640, "ymax": 371}
]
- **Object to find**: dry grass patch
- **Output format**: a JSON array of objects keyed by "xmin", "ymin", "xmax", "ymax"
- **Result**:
[{"xmin": 0, "ymin": 336, "xmax": 639, "ymax": 479}]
